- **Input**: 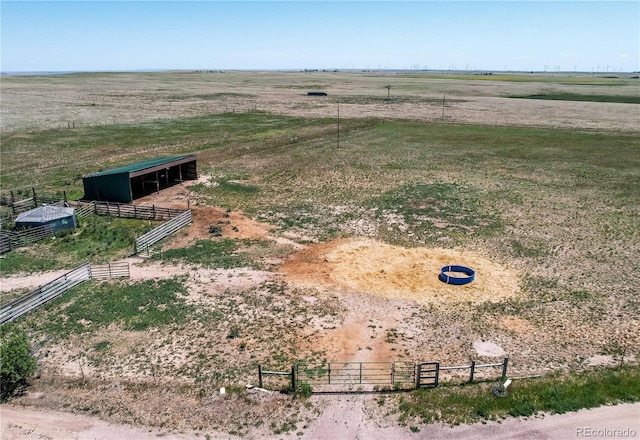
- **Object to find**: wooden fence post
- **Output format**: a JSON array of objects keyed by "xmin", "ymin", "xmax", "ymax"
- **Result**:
[
  {"xmin": 291, "ymin": 365, "xmax": 296, "ymax": 391},
  {"xmin": 469, "ymin": 360, "xmax": 476, "ymax": 383},
  {"xmin": 32, "ymin": 188, "xmax": 37, "ymax": 207},
  {"xmin": 502, "ymin": 358, "xmax": 509, "ymax": 379},
  {"xmin": 391, "ymin": 362, "xmax": 396, "ymax": 385},
  {"xmin": 258, "ymin": 364, "xmax": 263, "ymax": 388}
]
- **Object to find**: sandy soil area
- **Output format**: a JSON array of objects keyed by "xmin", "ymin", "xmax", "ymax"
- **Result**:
[{"xmin": 280, "ymin": 238, "xmax": 520, "ymax": 305}]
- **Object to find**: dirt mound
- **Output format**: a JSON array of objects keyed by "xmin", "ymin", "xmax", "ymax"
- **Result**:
[{"xmin": 280, "ymin": 238, "xmax": 519, "ymax": 304}]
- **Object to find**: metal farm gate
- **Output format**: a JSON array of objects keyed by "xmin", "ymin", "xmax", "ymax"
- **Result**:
[
  {"xmin": 295, "ymin": 361, "xmax": 416, "ymax": 390},
  {"xmin": 259, "ymin": 358, "xmax": 509, "ymax": 392},
  {"xmin": 416, "ymin": 361, "xmax": 440, "ymax": 388}
]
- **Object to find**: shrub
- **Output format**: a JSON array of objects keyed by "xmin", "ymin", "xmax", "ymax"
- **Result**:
[
  {"xmin": 296, "ymin": 382, "xmax": 313, "ymax": 398},
  {"xmin": 1, "ymin": 326, "xmax": 37, "ymax": 401}
]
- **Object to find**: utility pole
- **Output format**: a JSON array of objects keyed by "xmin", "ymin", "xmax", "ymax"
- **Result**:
[
  {"xmin": 337, "ymin": 104, "xmax": 340, "ymax": 148},
  {"xmin": 442, "ymin": 94, "xmax": 446, "ymax": 120}
]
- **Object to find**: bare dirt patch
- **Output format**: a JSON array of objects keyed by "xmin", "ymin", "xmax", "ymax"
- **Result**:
[
  {"xmin": 132, "ymin": 176, "xmax": 274, "ymax": 249},
  {"xmin": 0, "ymin": 269, "xmax": 69, "ymax": 293},
  {"xmin": 280, "ymin": 238, "xmax": 520, "ymax": 304}
]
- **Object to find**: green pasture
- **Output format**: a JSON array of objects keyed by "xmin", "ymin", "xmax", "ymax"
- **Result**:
[{"xmin": 511, "ymin": 93, "xmax": 640, "ymax": 104}]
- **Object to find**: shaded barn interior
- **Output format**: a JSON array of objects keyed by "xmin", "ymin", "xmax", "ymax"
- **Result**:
[{"xmin": 82, "ymin": 155, "xmax": 197, "ymax": 203}]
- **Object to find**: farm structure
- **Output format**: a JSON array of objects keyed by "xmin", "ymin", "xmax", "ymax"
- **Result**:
[
  {"xmin": 15, "ymin": 205, "xmax": 77, "ymax": 233},
  {"xmin": 82, "ymin": 154, "xmax": 197, "ymax": 203}
]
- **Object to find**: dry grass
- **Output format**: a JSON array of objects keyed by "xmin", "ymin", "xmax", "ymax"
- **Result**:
[{"xmin": 2, "ymin": 71, "xmax": 639, "ymax": 134}]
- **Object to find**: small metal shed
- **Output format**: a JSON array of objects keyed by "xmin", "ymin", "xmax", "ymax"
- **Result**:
[
  {"xmin": 15, "ymin": 205, "xmax": 77, "ymax": 233},
  {"xmin": 82, "ymin": 154, "xmax": 197, "ymax": 203}
]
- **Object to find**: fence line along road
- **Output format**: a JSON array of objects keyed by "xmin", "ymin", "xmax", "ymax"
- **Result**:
[
  {"xmin": 134, "ymin": 210, "xmax": 192, "ymax": 254},
  {"xmin": 0, "ymin": 263, "xmax": 92, "ymax": 325},
  {"xmin": 260, "ymin": 358, "xmax": 510, "ymax": 392}
]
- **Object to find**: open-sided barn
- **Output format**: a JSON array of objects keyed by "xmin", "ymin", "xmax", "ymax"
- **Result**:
[{"xmin": 82, "ymin": 154, "xmax": 197, "ymax": 203}]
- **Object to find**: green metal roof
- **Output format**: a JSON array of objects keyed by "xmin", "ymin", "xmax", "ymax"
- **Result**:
[{"xmin": 84, "ymin": 154, "xmax": 195, "ymax": 177}]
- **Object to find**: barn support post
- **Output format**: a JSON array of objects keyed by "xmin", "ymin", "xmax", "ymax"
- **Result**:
[
  {"xmin": 179, "ymin": 165, "xmax": 184, "ymax": 184},
  {"xmin": 155, "ymin": 171, "xmax": 160, "ymax": 194}
]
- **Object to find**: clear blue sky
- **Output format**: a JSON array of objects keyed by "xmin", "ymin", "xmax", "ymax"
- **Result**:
[{"xmin": 1, "ymin": 1, "xmax": 638, "ymax": 72}]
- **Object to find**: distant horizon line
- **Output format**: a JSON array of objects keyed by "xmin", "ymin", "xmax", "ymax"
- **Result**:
[{"xmin": 2, "ymin": 68, "xmax": 639, "ymax": 76}]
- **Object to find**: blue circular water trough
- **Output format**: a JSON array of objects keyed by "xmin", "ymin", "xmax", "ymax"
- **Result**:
[{"xmin": 439, "ymin": 265, "xmax": 475, "ymax": 285}]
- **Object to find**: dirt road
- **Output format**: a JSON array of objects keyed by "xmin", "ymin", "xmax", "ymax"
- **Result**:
[{"xmin": 2, "ymin": 401, "xmax": 638, "ymax": 440}]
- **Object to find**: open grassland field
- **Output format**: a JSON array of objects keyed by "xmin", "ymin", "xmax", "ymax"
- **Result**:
[{"xmin": 1, "ymin": 71, "xmax": 639, "ymax": 437}]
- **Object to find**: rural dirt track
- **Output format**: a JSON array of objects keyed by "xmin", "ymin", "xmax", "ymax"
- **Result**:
[{"xmin": 2, "ymin": 401, "xmax": 638, "ymax": 439}]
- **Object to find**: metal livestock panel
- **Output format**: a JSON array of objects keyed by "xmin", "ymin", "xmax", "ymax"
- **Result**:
[
  {"xmin": 134, "ymin": 210, "xmax": 192, "ymax": 254},
  {"xmin": 90, "ymin": 262, "xmax": 130, "ymax": 280},
  {"xmin": 0, "ymin": 263, "xmax": 91, "ymax": 324},
  {"xmin": 0, "ymin": 224, "xmax": 54, "ymax": 254}
]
